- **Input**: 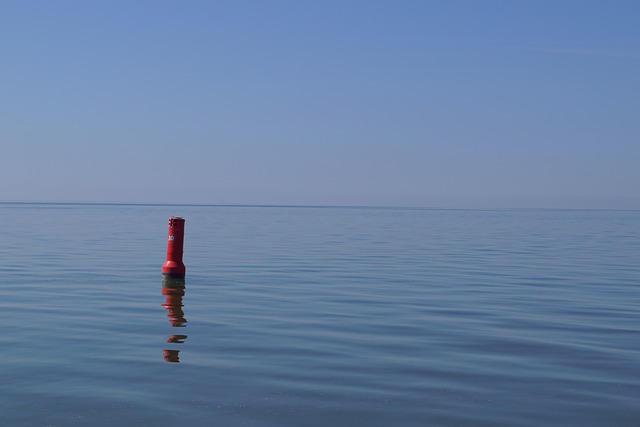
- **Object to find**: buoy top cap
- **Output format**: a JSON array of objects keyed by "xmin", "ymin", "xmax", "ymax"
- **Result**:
[{"xmin": 168, "ymin": 217, "xmax": 185, "ymax": 227}]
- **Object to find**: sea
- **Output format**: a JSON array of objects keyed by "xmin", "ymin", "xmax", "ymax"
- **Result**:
[{"xmin": 1, "ymin": 202, "xmax": 638, "ymax": 426}]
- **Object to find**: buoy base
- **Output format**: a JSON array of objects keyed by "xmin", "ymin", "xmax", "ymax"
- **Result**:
[
  {"xmin": 161, "ymin": 261, "xmax": 186, "ymax": 276},
  {"xmin": 162, "ymin": 274, "xmax": 186, "ymax": 290}
]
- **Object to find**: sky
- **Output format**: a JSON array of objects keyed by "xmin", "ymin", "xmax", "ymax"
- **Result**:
[{"xmin": 1, "ymin": 0, "xmax": 639, "ymax": 208}]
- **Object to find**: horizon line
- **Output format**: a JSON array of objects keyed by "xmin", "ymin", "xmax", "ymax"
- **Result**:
[{"xmin": 1, "ymin": 199, "xmax": 638, "ymax": 212}]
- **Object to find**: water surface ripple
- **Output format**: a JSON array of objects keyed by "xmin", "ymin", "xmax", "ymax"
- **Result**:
[{"xmin": 1, "ymin": 204, "xmax": 638, "ymax": 426}]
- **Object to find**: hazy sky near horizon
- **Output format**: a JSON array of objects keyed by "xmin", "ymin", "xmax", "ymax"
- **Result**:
[{"xmin": 1, "ymin": 1, "xmax": 639, "ymax": 208}]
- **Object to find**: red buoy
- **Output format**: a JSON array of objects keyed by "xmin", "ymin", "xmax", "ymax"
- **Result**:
[{"xmin": 162, "ymin": 217, "xmax": 186, "ymax": 278}]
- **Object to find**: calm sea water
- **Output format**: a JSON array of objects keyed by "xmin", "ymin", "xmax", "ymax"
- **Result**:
[{"xmin": 1, "ymin": 203, "xmax": 638, "ymax": 426}]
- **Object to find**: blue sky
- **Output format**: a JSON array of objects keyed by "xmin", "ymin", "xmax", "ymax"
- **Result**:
[{"xmin": 1, "ymin": 1, "xmax": 639, "ymax": 208}]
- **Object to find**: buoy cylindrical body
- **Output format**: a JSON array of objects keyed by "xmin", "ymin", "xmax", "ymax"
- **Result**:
[{"xmin": 162, "ymin": 217, "xmax": 186, "ymax": 278}]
